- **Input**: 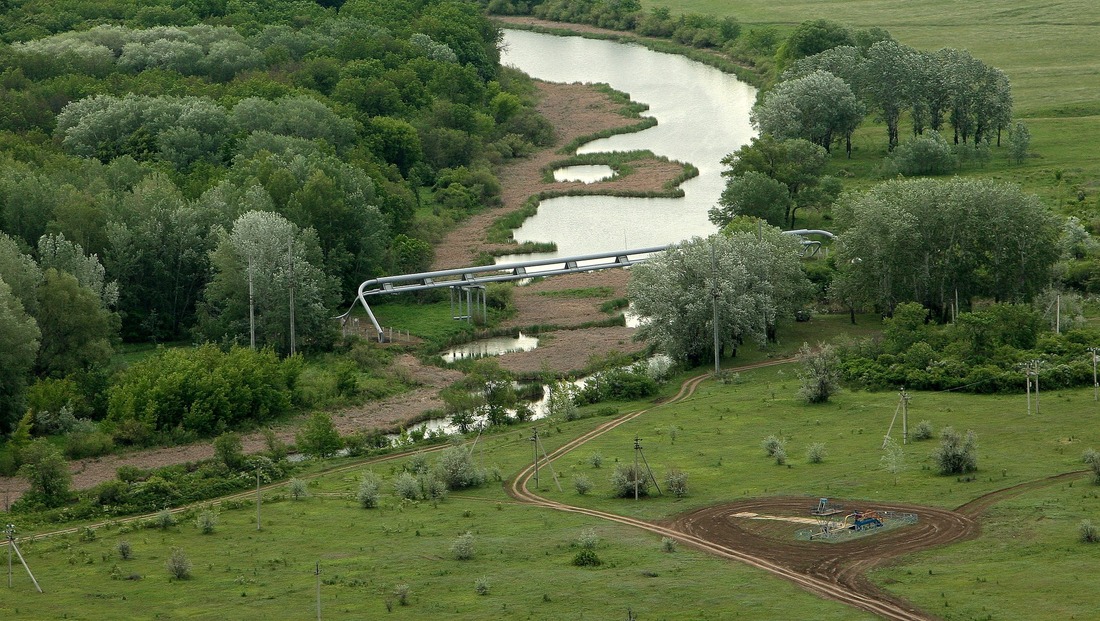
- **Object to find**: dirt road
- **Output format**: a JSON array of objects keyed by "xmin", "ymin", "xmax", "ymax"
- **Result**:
[{"xmin": 505, "ymin": 362, "xmax": 1088, "ymax": 621}]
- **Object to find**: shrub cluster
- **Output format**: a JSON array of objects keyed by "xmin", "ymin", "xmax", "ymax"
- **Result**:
[
  {"xmin": 610, "ymin": 463, "xmax": 651, "ymax": 498},
  {"xmin": 839, "ymin": 303, "xmax": 1100, "ymax": 393},
  {"xmin": 932, "ymin": 427, "xmax": 978, "ymax": 475}
]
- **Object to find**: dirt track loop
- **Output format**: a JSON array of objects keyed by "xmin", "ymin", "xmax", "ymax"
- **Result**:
[{"xmin": 506, "ymin": 361, "xmax": 1084, "ymax": 621}]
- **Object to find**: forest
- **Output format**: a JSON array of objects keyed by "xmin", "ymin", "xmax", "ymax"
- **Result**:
[{"xmin": 0, "ymin": 0, "xmax": 555, "ymax": 457}]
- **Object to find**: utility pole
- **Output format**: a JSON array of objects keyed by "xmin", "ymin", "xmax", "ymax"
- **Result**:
[
  {"xmin": 256, "ymin": 466, "xmax": 262, "ymax": 531},
  {"xmin": 1025, "ymin": 365, "xmax": 1032, "ymax": 416},
  {"xmin": 6, "ymin": 524, "xmax": 41, "ymax": 593},
  {"xmin": 710, "ymin": 243, "xmax": 720, "ymax": 375},
  {"xmin": 248, "ymin": 253, "xmax": 256, "ymax": 350},
  {"xmin": 315, "ymin": 561, "xmax": 322, "ymax": 621},
  {"xmin": 1056, "ymin": 293, "xmax": 1061, "ymax": 334},
  {"xmin": 1024, "ymin": 360, "xmax": 1041, "ymax": 415},
  {"xmin": 531, "ymin": 428, "xmax": 539, "ymax": 490},
  {"xmin": 1034, "ymin": 360, "xmax": 1041, "ymax": 415},
  {"xmin": 633, "ymin": 437, "xmax": 640, "ymax": 500},
  {"xmin": 632, "ymin": 437, "xmax": 661, "ymax": 499},
  {"xmin": 900, "ymin": 388, "xmax": 911, "ymax": 445},
  {"xmin": 288, "ymin": 238, "xmax": 296, "ymax": 357},
  {"xmin": 1089, "ymin": 348, "xmax": 1100, "ymax": 402}
]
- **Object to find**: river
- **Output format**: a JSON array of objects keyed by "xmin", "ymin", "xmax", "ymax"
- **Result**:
[{"xmin": 498, "ymin": 28, "xmax": 758, "ymax": 261}]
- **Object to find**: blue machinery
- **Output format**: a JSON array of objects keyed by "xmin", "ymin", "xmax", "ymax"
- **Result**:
[{"xmin": 344, "ymin": 230, "xmax": 836, "ymax": 343}]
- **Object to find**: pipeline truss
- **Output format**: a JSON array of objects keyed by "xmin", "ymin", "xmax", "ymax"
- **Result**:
[
  {"xmin": 343, "ymin": 230, "xmax": 835, "ymax": 342},
  {"xmin": 343, "ymin": 246, "xmax": 666, "ymax": 342}
]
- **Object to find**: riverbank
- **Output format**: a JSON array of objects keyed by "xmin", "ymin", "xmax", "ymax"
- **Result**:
[{"xmin": 431, "ymin": 80, "xmax": 685, "ymax": 268}]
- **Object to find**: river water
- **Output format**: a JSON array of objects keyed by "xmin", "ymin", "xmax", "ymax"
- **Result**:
[{"xmin": 498, "ymin": 29, "xmax": 758, "ymax": 261}]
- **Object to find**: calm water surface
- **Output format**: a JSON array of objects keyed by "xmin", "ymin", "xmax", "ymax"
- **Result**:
[{"xmin": 499, "ymin": 29, "xmax": 757, "ymax": 261}]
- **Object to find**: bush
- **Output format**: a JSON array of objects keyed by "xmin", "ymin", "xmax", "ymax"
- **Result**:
[
  {"xmin": 797, "ymin": 343, "xmax": 841, "ymax": 403},
  {"xmin": 610, "ymin": 463, "xmax": 651, "ymax": 498},
  {"xmin": 196, "ymin": 509, "xmax": 218, "ymax": 534},
  {"xmin": 572, "ymin": 548, "xmax": 602, "ymax": 567},
  {"xmin": 344, "ymin": 429, "xmax": 388, "ymax": 456},
  {"xmin": 214, "ymin": 432, "xmax": 245, "ymax": 470},
  {"xmin": 289, "ymin": 478, "xmax": 309, "ymax": 500},
  {"xmin": 773, "ymin": 446, "xmax": 787, "ymax": 466},
  {"xmin": 664, "ymin": 469, "xmax": 688, "ymax": 497},
  {"xmin": 1084, "ymin": 448, "xmax": 1100, "ymax": 484},
  {"xmin": 436, "ymin": 446, "xmax": 484, "ymax": 490},
  {"xmin": 420, "ymin": 473, "xmax": 448, "ymax": 501},
  {"xmin": 475, "ymin": 576, "xmax": 490, "ymax": 595},
  {"xmin": 932, "ymin": 427, "xmax": 978, "ymax": 475},
  {"xmin": 589, "ymin": 452, "xmax": 603, "ymax": 468},
  {"xmin": 913, "ymin": 420, "xmax": 934, "ymax": 441},
  {"xmin": 155, "ymin": 508, "xmax": 177, "ymax": 529},
  {"xmin": 393, "ymin": 583, "xmax": 410, "ymax": 606},
  {"xmin": 451, "ymin": 531, "xmax": 475, "ymax": 560},
  {"xmin": 393, "ymin": 471, "xmax": 420, "ymax": 501},
  {"xmin": 574, "ymin": 475, "xmax": 592, "ymax": 496},
  {"xmin": 117, "ymin": 465, "xmax": 147, "ymax": 483},
  {"xmin": 295, "ymin": 412, "xmax": 342, "ymax": 459},
  {"xmin": 166, "ymin": 548, "xmax": 192, "ymax": 580},
  {"xmin": 761, "ymin": 435, "xmax": 785, "ymax": 457},
  {"xmin": 575, "ymin": 528, "xmax": 599, "ymax": 550},
  {"xmin": 358, "ymin": 474, "xmax": 380, "ymax": 508},
  {"xmin": 64, "ymin": 428, "xmax": 114, "ymax": 459},
  {"xmin": 17, "ymin": 439, "xmax": 72, "ymax": 508},
  {"xmin": 661, "ymin": 537, "xmax": 677, "ymax": 553},
  {"xmin": 117, "ymin": 540, "xmax": 132, "ymax": 560},
  {"xmin": 262, "ymin": 428, "xmax": 288, "ymax": 461},
  {"xmin": 1081, "ymin": 519, "xmax": 1099, "ymax": 543},
  {"xmin": 107, "ymin": 345, "xmax": 296, "ymax": 441},
  {"xmin": 806, "ymin": 443, "xmax": 827, "ymax": 464},
  {"xmin": 890, "ymin": 130, "xmax": 957, "ymax": 176}
]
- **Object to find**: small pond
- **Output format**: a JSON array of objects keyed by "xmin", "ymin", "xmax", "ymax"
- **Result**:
[
  {"xmin": 441, "ymin": 332, "xmax": 540, "ymax": 363},
  {"xmin": 554, "ymin": 164, "xmax": 616, "ymax": 183}
]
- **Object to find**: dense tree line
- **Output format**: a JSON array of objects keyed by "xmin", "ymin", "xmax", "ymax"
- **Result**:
[
  {"xmin": 488, "ymin": 0, "xmax": 749, "ymax": 55},
  {"xmin": 0, "ymin": 0, "xmax": 553, "ymax": 442},
  {"xmin": 830, "ymin": 178, "xmax": 1060, "ymax": 319},
  {"xmin": 777, "ymin": 32, "xmax": 1013, "ymax": 151}
]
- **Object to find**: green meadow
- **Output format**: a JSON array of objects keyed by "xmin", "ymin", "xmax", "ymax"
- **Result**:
[
  {"xmin": 644, "ymin": 0, "xmax": 1100, "ymax": 211},
  {"xmin": 5, "ymin": 352, "xmax": 1100, "ymax": 619}
]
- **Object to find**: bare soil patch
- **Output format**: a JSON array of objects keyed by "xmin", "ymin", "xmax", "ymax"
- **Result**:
[
  {"xmin": 505, "ymin": 269, "xmax": 630, "ymax": 328},
  {"xmin": 668, "ymin": 496, "xmax": 977, "ymax": 618}
]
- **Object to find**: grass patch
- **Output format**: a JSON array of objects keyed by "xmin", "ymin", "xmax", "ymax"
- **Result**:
[
  {"xmin": 537, "ymin": 287, "xmax": 616, "ymax": 299},
  {"xmin": 870, "ymin": 481, "xmax": 1100, "ymax": 620},
  {"xmin": 8, "ymin": 310, "xmax": 1100, "ymax": 619}
]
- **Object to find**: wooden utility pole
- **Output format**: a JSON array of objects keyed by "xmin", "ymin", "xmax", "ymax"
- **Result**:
[
  {"xmin": 900, "ymin": 388, "xmax": 911, "ymax": 445},
  {"xmin": 315, "ymin": 561, "xmax": 322, "ymax": 621},
  {"xmin": 1088, "ymin": 348, "xmax": 1099, "ymax": 402},
  {"xmin": 256, "ymin": 467, "xmax": 262, "ymax": 531},
  {"xmin": 531, "ymin": 428, "xmax": 539, "ymax": 490},
  {"xmin": 248, "ymin": 254, "xmax": 256, "ymax": 349},
  {"xmin": 288, "ymin": 238, "xmax": 296, "ymax": 357}
]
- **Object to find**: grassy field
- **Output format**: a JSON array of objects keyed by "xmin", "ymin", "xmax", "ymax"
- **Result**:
[
  {"xmin": 871, "ymin": 481, "xmax": 1100, "ymax": 621},
  {"xmin": 644, "ymin": 0, "xmax": 1100, "ymax": 212},
  {"xmin": 2, "ymin": 407, "xmax": 886, "ymax": 621},
  {"xmin": 653, "ymin": 0, "xmax": 1100, "ymax": 114},
  {"xmin": 6, "ymin": 351, "xmax": 1100, "ymax": 619}
]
